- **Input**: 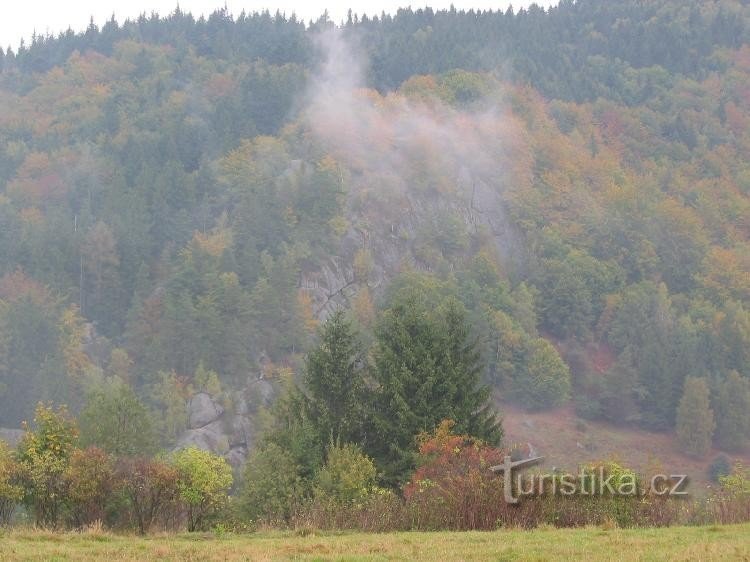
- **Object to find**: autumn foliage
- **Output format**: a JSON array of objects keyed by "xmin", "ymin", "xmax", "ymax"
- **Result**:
[{"xmin": 403, "ymin": 420, "xmax": 506, "ymax": 530}]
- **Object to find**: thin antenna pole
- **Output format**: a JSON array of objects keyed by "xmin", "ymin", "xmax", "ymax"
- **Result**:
[{"xmin": 80, "ymin": 254, "xmax": 84, "ymax": 313}]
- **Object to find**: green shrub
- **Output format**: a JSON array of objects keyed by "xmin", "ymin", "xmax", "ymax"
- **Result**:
[
  {"xmin": 709, "ymin": 454, "xmax": 732, "ymax": 483},
  {"xmin": 16, "ymin": 403, "xmax": 79, "ymax": 528},
  {"xmin": 313, "ymin": 443, "xmax": 377, "ymax": 505},
  {"xmin": 240, "ymin": 443, "xmax": 303, "ymax": 524},
  {"xmin": 0, "ymin": 441, "xmax": 22, "ymax": 525},
  {"xmin": 172, "ymin": 447, "xmax": 233, "ymax": 531}
]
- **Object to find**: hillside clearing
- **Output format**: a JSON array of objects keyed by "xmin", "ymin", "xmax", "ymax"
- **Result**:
[{"xmin": 501, "ymin": 403, "xmax": 750, "ymax": 492}]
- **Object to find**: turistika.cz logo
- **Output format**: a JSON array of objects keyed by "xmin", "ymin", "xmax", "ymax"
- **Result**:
[{"xmin": 489, "ymin": 455, "xmax": 689, "ymax": 504}]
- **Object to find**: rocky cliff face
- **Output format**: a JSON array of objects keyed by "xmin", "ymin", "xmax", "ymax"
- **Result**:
[
  {"xmin": 301, "ymin": 171, "xmax": 521, "ymax": 323},
  {"xmin": 179, "ymin": 172, "xmax": 520, "ymax": 466}
]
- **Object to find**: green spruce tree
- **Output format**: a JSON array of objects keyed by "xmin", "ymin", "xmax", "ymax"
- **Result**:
[
  {"xmin": 303, "ymin": 309, "xmax": 366, "ymax": 445},
  {"xmin": 368, "ymin": 297, "xmax": 500, "ymax": 486},
  {"xmin": 675, "ymin": 377, "xmax": 715, "ymax": 457},
  {"xmin": 714, "ymin": 371, "xmax": 750, "ymax": 452}
]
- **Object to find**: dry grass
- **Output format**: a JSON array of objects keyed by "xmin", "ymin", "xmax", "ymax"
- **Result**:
[{"xmin": 0, "ymin": 523, "xmax": 748, "ymax": 561}]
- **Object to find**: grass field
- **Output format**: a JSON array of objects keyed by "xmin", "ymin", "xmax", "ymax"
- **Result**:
[{"xmin": 1, "ymin": 524, "xmax": 748, "ymax": 561}]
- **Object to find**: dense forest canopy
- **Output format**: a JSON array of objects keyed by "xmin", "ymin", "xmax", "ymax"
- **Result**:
[{"xmin": 0, "ymin": 0, "xmax": 748, "ymax": 476}]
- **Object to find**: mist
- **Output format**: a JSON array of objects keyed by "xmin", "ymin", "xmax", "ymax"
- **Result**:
[{"xmin": 303, "ymin": 29, "xmax": 529, "ymax": 264}]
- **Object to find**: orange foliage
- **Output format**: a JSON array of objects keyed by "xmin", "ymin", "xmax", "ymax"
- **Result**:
[
  {"xmin": 297, "ymin": 290, "xmax": 318, "ymax": 334},
  {"xmin": 0, "ymin": 269, "xmax": 53, "ymax": 305},
  {"xmin": 404, "ymin": 419, "xmax": 504, "ymax": 500},
  {"xmin": 205, "ymin": 73, "xmax": 237, "ymax": 100},
  {"xmin": 699, "ymin": 246, "xmax": 750, "ymax": 303},
  {"xmin": 7, "ymin": 152, "xmax": 67, "ymax": 203}
]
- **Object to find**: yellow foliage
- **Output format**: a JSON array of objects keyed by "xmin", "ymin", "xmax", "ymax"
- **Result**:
[
  {"xmin": 297, "ymin": 290, "xmax": 318, "ymax": 333},
  {"xmin": 59, "ymin": 305, "xmax": 92, "ymax": 381},
  {"xmin": 699, "ymin": 246, "xmax": 750, "ymax": 303},
  {"xmin": 353, "ymin": 249, "xmax": 373, "ymax": 282},
  {"xmin": 192, "ymin": 229, "xmax": 232, "ymax": 257},
  {"xmin": 352, "ymin": 288, "xmax": 375, "ymax": 328},
  {"xmin": 19, "ymin": 207, "xmax": 44, "ymax": 225},
  {"xmin": 329, "ymin": 216, "xmax": 349, "ymax": 236}
]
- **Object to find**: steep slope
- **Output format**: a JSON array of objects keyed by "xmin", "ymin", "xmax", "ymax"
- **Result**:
[{"xmin": 0, "ymin": 3, "xmax": 748, "ymax": 469}]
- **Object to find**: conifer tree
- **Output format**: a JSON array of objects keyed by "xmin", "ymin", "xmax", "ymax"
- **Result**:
[
  {"xmin": 714, "ymin": 371, "xmax": 750, "ymax": 452},
  {"xmin": 675, "ymin": 377, "xmax": 715, "ymax": 457},
  {"xmin": 303, "ymin": 309, "xmax": 366, "ymax": 445},
  {"xmin": 599, "ymin": 347, "xmax": 640, "ymax": 423},
  {"xmin": 368, "ymin": 297, "xmax": 500, "ymax": 486},
  {"xmin": 442, "ymin": 299, "xmax": 502, "ymax": 443}
]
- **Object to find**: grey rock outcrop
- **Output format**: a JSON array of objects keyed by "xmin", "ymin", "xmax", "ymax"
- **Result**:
[
  {"xmin": 297, "ymin": 168, "xmax": 520, "ymax": 324},
  {"xmin": 173, "ymin": 379, "xmax": 276, "ymax": 470},
  {"xmin": 188, "ymin": 392, "xmax": 224, "ymax": 429},
  {"xmin": 175, "ymin": 419, "xmax": 230, "ymax": 455}
]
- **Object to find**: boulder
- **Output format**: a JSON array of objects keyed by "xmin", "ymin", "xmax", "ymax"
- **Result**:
[
  {"xmin": 188, "ymin": 392, "xmax": 223, "ymax": 429},
  {"xmin": 174, "ymin": 419, "xmax": 229, "ymax": 455},
  {"xmin": 174, "ymin": 388, "xmax": 259, "ymax": 467}
]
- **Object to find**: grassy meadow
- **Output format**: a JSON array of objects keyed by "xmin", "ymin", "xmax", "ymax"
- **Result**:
[{"xmin": 0, "ymin": 524, "xmax": 748, "ymax": 561}]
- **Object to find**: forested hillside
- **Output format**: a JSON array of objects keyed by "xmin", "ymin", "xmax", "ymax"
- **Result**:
[{"xmin": 0, "ymin": 0, "xmax": 748, "ymax": 474}]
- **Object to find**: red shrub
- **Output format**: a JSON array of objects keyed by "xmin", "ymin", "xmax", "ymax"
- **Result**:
[
  {"xmin": 117, "ymin": 457, "xmax": 180, "ymax": 534},
  {"xmin": 404, "ymin": 420, "xmax": 507, "ymax": 530},
  {"xmin": 65, "ymin": 447, "xmax": 116, "ymax": 528}
]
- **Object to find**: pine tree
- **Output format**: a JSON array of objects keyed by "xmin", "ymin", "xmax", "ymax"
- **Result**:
[
  {"xmin": 599, "ymin": 347, "xmax": 641, "ymax": 424},
  {"xmin": 675, "ymin": 377, "xmax": 715, "ymax": 457},
  {"xmin": 368, "ymin": 297, "xmax": 500, "ymax": 486},
  {"xmin": 714, "ymin": 371, "xmax": 750, "ymax": 452},
  {"xmin": 303, "ymin": 309, "xmax": 366, "ymax": 445},
  {"xmin": 442, "ymin": 299, "xmax": 502, "ymax": 443}
]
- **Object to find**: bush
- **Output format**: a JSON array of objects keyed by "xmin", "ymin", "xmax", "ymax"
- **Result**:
[
  {"xmin": 0, "ymin": 441, "xmax": 22, "ymax": 525},
  {"xmin": 172, "ymin": 447, "xmax": 233, "ymax": 531},
  {"xmin": 403, "ymin": 420, "xmax": 505, "ymax": 530},
  {"xmin": 313, "ymin": 443, "xmax": 377, "ymax": 505},
  {"xmin": 709, "ymin": 454, "xmax": 732, "ymax": 483},
  {"xmin": 65, "ymin": 447, "xmax": 116, "ymax": 528},
  {"xmin": 117, "ymin": 457, "xmax": 180, "ymax": 534},
  {"xmin": 719, "ymin": 463, "xmax": 750, "ymax": 497},
  {"xmin": 707, "ymin": 463, "xmax": 750, "ymax": 524},
  {"xmin": 240, "ymin": 443, "xmax": 303, "ymax": 524},
  {"xmin": 295, "ymin": 487, "xmax": 404, "ymax": 532},
  {"xmin": 17, "ymin": 403, "xmax": 79, "ymax": 528},
  {"xmin": 574, "ymin": 395, "xmax": 602, "ymax": 421}
]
